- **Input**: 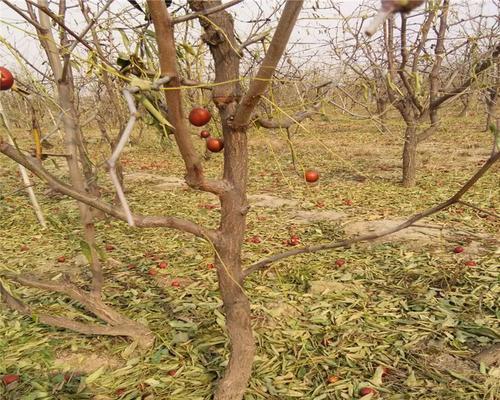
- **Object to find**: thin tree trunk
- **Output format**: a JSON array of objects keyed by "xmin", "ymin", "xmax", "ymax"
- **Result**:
[
  {"xmin": 376, "ymin": 96, "xmax": 388, "ymax": 133},
  {"xmin": 214, "ymin": 120, "xmax": 255, "ymax": 400},
  {"xmin": 56, "ymin": 80, "xmax": 103, "ymax": 295},
  {"xmin": 458, "ymin": 93, "xmax": 471, "ymax": 117},
  {"xmin": 0, "ymin": 101, "xmax": 47, "ymax": 227},
  {"xmin": 402, "ymin": 125, "xmax": 418, "ymax": 187},
  {"xmin": 214, "ymin": 247, "xmax": 254, "ymax": 400},
  {"xmin": 33, "ymin": 0, "xmax": 103, "ymax": 293},
  {"xmin": 485, "ymin": 87, "xmax": 498, "ymax": 131}
]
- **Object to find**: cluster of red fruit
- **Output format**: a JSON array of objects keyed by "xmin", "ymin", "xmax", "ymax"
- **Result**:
[
  {"xmin": 188, "ymin": 107, "xmax": 224, "ymax": 153},
  {"xmin": 189, "ymin": 107, "xmax": 320, "ymax": 183}
]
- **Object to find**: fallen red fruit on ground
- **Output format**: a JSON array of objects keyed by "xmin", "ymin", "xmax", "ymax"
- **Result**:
[
  {"xmin": 305, "ymin": 169, "xmax": 320, "ymax": 183},
  {"xmin": 57, "ymin": 255, "xmax": 66, "ymax": 263},
  {"xmin": 171, "ymin": 279, "xmax": 181, "ymax": 287},
  {"xmin": 326, "ymin": 375, "xmax": 339, "ymax": 384},
  {"xmin": 148, "ymin": 268, "xmax": 157, "ymax": 276},
  {"xmin": 2, "ymin": 374, "xmax": 19, "ymax": 385},
  {"xmin": 359, "ymin": 387, "xmax": 377, "ymax": 396},
  {"xmin": 248, "ymin": 235, "xmax": 262, "ymax": 244},
  {"xmin": 335, "ymin": 258, "xmax": 346, "ymax": 267},
  {"xmin": 158, "ymin": 261, "xmax": 168, "ymax": 269},
  {"xmin": 287, "ymin": 234, "xmax": 300, "ymax": 246},
  {"xmin": 453, "ymin": 246, "xmax": 464, "ymax": 253},
  {"xmin": 464, "ymin": 260, "xmax": 477, "ymax": 266},
  {"xmin": 167, "ymin": 369, "xmax": 177, "ymax": 377}
]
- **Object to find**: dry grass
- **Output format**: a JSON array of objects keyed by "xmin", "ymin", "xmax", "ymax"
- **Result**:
[{"xmin": 0, "ymin": 107, "xmax": 498, "ymax": 399}]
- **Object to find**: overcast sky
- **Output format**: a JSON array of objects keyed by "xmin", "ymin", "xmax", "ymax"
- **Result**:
[{"xmin": 0, "ymin": 0, "xmax": 498, "ymax": 79}]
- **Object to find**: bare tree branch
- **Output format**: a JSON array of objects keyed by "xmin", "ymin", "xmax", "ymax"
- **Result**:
[
  {"xmin": 172, "ymin": 0, "xmax": 243, "ymax": 25},
  {"xmin": 148, "ymin": 0, "xmax": 228, "ymax": 195},
  {"xmin": 24, "ymin": 0, "xmax": 116, "ymax": 72},
  {"xmin": 0, "ymin": 281, "xmax": 153, "ymax": 345},
  {"xmin": 1, "ymin": 0, "xmax": 44, "ymax": 30},
  {"xmin": 233, "ymin": 1, "xmax": 304, "ymax": 129},
  {"xmin": 0, "ymin": 140, "xmax": 218, "ymax": 241},
  {"xmin": 431, "ymin": 43, "xmax": 500, "ymax": 109},
  {"xmin": 256, "ymin": 103, "xmax": 320, "ymax": 129},
  {"xmin": 61, "ymin": 0, "xmax": 115, "ymax": 80}
]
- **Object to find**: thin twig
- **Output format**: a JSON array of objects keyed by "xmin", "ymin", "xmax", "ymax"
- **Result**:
[
  {"xmin": 24, "ymin": 0, "xmax": 116, "ymax": 72},
  {"xmin": 61, "ymin": 0, "xmax": 115, "ymax": 80},
  {"xmin": 0, "ymin": 139, "xmax": 218, "ymax": 241},
  {"xmin": 1, "ymin": 0, "xmax": 45, "ymax": 30},
  {"xmin": 172, "ymin": 0, "xmax": 243, "ymax": 25},
  {"xmin": 256, "ymin": 103, "xmax": 320, "ymax": 129},
  {"xmin": 0, "ymin": 99, "xmax": 47, "ymax": 228},
  {"xmin": 458, "ymin": 200, "xmax": 499, "ymax": 219},
  {"xmin": 107, "ymin": 76, "xmax": 171, "ymax": 226}
]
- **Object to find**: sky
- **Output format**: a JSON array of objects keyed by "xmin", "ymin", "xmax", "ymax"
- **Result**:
[
  {"xmin": 0, "ymin": 1, "xmax": 368, "ymax": 73},
  {"xmin": 0, "ymin": 0, "xmax": 498, "ymax": 81}
]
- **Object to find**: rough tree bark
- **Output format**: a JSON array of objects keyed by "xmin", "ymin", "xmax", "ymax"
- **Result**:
[
  {"xmin": 34, "ymin": 0, "xmax": 102, "ymax": 295},
  {"xmin": 402, "ymin": 125, "xmax": 418, "ymax": 187},
  {"xmin": 148, "ymin": 1, "xmax": 303, "ymax": 398}
]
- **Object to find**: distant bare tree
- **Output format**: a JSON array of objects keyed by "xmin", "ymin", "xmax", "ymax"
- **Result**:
[{"xmin": 383, "ymin": 0, "xmax": 499, "ymax": 186}]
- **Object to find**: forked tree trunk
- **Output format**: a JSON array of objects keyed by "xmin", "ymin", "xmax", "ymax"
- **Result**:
[
  {"xmin": 147, "ymin": 0, "xmax": 302, "ymax": 396},
  {"xmin": 402, "ymin": 125, "xmax": 418, "ymax": 187}
]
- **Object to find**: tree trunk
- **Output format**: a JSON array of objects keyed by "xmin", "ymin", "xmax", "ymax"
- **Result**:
[
  {"xmin": 485, "ymin": 87, "xmax": 498, "ymax": 131},
  {"xmin": 57, "ymin": 80, "xmax": 104, "ymax": 295},
  {"xmin": 376, "ymin": 96, "xmax": 388, "ymax": 133},
  {"xmin": 214, "ymin": 247, "xmax": 254, "ymax": 400},
  {"xmin": 402, "ymin": 126, "xmax": 418, "ymax": 187},
  {"xmin": 458, "ymin": 93, "xmax": 471, "ymax": 117},
  {"xmin": 214, "ymin": 125, "xmax": 255, "ymax": 400}
]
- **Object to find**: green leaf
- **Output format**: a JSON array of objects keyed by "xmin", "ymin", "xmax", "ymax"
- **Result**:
[
  {"xmin": 405, "ymin": 370, "xmax": 419, "ymax": 387},
  {"xmin": 181, "ymin": 42, "xmax": 196, "ymax": 56},
  {"xmin": 85, "ymin": 366, "xmax": 106, "ymax": 384},
  {"xmin": 140, "ymin": 96, "xmax": 174, "ymax": 128},
  {"xmin": 79, "ymin": 240, "xmax": 93, "ymax": 265},
  {"xmin": 117, "ymin": 29, "xmax": 130, "ymax": 51}
]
